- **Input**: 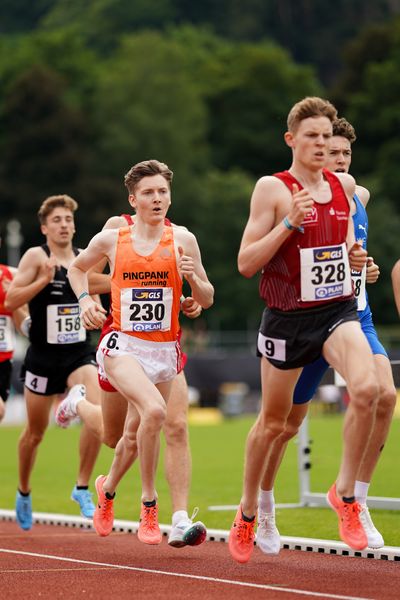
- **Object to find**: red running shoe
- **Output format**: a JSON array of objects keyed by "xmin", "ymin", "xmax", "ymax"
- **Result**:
[
  {"xmin": 138, "ymin": 501, "xmax": 162, "ymax": 545},
  {"xmin": 93, "ymin": 475, "xmax": 114, "ymax": 537},
  {"xmin": 228, "ymin": 505, "xmax": 255, "ymax": 563},
  {"xmin": 327, "ymin": 483, "xmax": 368, "ymax": 550}
]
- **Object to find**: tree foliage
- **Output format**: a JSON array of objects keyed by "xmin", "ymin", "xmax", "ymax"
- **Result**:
[{"xmin": 0, "ymin": 4, "xmax": 399, "ymax": 327}]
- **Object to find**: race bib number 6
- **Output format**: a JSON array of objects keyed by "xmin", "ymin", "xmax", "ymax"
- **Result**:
[
  {"xmin": 300, "ymin": 243, "xmax": 352, "ymax": 302},
  {"xmin": 120, "ymin": 287, "xmax": 173, "ymax": 332}
]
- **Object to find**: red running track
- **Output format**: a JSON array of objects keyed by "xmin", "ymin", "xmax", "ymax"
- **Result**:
[{"xmin": 0, "ymin": 521, "xmax": 398, "ymax": 600}]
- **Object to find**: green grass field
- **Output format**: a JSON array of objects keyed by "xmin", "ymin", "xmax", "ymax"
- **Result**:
[{"xmin": 1, "ymin": 411, "xmax": 399, "ymax": 545}]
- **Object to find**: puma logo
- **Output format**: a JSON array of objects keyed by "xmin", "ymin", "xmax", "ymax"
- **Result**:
[{"xmin": 358, "ymin": 224, "xmax": 367, "ymax": 235}]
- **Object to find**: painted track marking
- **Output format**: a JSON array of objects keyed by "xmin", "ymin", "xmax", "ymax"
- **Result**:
[{"xmin": 0, "ymin": 547, "xmax": 374, "ymax": 600}]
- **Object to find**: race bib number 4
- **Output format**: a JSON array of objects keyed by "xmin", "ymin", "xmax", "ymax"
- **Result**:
[
  {"xmin": 120, "ymin": 287, "xmax": 173, "ymax": 333},
  {"xmin": 300, "ymin": 243, "xmax": 352, "ymax": 302},
  {"xmin": 351, "ymin": 264, "xmax": 367, "ymax": 311},
  {"xmin": 0, "ymin": 315, "xmax": 15, "ymax": 352},
  {"xmin": 46, "ymin": 304, "xmax": 86, "ymax": 344}
]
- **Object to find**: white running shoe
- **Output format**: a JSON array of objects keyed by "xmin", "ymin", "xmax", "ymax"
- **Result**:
[
  {"xmin": 55, "ymin": 384, "xmax": 85, "ymax": 428},
  {"xmin": 256, "ymin": 510, "xmax": 281, "ymax": 555},
  {"xmin": 359, "ymin": 504, "xmax": 384, "ymax": 548},
  {"xmin": 168, "ymin": 508, "xmax": 207, "ymax": 548}
]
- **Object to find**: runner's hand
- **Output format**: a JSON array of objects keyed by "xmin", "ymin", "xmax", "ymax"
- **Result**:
[
  {"xmin": 366, "ymin": 257, "xmax": 380, "ymax": 283},
  {"xmin": 286, "ymin": 183, "xmax": 314, "ymax": 229},
  {"xmin": 79, "ymin": 297, "xmax": 107, "ymax": 330},
  {"xmin": 39, "ymin": 254, "xmax": 59, "ymax": 283},
  {"xmin": 348, "ymin": 242, "xmax": 367, "ymax": 272},
  {"xmin": 178, "ymin": 246, "xmax": 195, "ymax": 282},
  {"xmin": 181, "ymin": 296, "xmax": 202, "ymax": 319}
]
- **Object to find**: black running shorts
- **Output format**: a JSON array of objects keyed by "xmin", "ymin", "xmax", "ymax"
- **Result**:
[
  {"xmin": 257, "ymin": 299, "xmax": 359, "ymax": 370},
  {"xmin": 20, "ymin": 344, "xmax": 97, "ymax": 396},
  {"xmin": 0, "ymin": 359, "xmax": 12, "ymax": 401}
]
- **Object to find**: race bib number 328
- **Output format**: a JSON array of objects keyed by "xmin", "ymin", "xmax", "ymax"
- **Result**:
[{"xmin": 300, "ymin": 243, "xmax": 352, "ymax": 302}]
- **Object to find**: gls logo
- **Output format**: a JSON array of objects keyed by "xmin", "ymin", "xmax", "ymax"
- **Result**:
[
  {"xmin": 58, "ymin": 305, "xmax": 80, "ymax": 315},
  {"xmin": 313, "ymin": 246, "xmax": 343, "ymax": 262},
  {"xmin": 131, "ymin": 289, "xmax": 163, "ymax": 301}
]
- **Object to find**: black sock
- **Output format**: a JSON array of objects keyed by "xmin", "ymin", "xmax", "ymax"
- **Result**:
[
  {"xmin": 76, "ymin": 485, "xmax": 89, "ymax": 490},
  {"xmin": 342, "ymin": 496, "xmax": 355, "ymax": 504},
  {"xmin": 105, "ymin": 491, "xmax": 115, "ymax": 500},
  {"xmin": 18, "ymin": 489, "xmax": 30, "ymax": 497},
  {"xmin": 143, "ymin": 499, "xmax": 156, "ymax": 507},
  {"xmin": 241, "ymin": 510, "xmax": 255, "ymax": 522}
]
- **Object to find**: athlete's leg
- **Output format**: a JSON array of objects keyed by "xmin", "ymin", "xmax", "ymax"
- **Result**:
[
  {"xmin": 18, "ymin": 389, "xmax": 55, "ymax": 492},
  {"xmin": 260, "ymin": 402, "xmax": 309, "ymax": 491},
  {"xmin": 357, "ymin": 354, "xmax": 396, "ymax": 483},
  {"xmin": 322, "ymin": 321, "xmax": 378, "ymax": 498},
  {"xmin": 163, "ymin": 371, "xmax": 191, "ymax": 513},
  {"xmin": 241, "ymin": 358, "xmax": 302, "ymax": 517},
  {"xmin": 0, "ymin": 396, "xmax": 5, "ymax": 422},
  {"xmin": 101, "ymin": 354, "xmax": 167, "ymax": 501},
  {"xmin": 103, "ymin": 402, "xmax": 140, "ymax": 491},
  {"xmin": 101, "ymin": 389, "xmax": 128, "ymax": 449},
  {"xmin": 67, "ymin": 364, "xmax": 102, "ymax": 487}
]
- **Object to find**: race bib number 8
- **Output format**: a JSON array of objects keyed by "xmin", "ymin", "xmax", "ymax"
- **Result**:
[
  {"xmin": 0, "ymin": 315, "xmax": 15, "ymax": 352},
  {"xmin": 351, "ymin": 264, "xmax": 367, "ymax": 311},
  {"xmin": 120, "ymin": 287, "xmax": 173, "ymax": 333},
  {"xmin": 300, "ymin": 243, "xmax": 352, "ymax": 302},
  {"xmin": 46, "ymin": 304, "xmax": 86, "ymax": 344}
]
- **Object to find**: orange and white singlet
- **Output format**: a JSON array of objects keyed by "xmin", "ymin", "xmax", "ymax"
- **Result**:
[
  {"xmin": 110, "ymin": 225, "xmax": 182, "ymax": 341},
  {"xmin": 0, "ymin": 265, "xmax": 15, "ymax": 362},
  {"xmin": 97, "ymin": 225, "xmax": 183, "ymax": 384}
]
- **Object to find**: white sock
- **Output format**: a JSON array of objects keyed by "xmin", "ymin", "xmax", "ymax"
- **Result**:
[
  {"xmin": 172, "ymin": 510, "xmax": 188, "ymax": 526},
  {"xmin": 259, "ymin": 489, "xmax": 275, "ymax": 514},
  {"xmin": 68, "ymin": 388, "xmax": 85, "ymax": 413},
  {"xmin": 355, "ymin": 480, "xmax": 370, "ymax": 505}
]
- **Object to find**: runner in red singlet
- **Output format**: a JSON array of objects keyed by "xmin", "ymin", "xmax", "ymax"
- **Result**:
[
  {"xmin": 0, "ymin": 257, "xmax": 28, "ymax": 421},
  {"xmin": 229, "ymin": 97, "xmax": 378, "ymax": 564}
]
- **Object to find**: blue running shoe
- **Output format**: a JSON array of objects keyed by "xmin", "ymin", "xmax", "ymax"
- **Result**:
[
  {"xmin": 71, "ymin": 486, "xmax": 95, "ymax": 518},
  {"xmin": 16, "ymin": 491, "xmax": 32, "ymax": 530}
]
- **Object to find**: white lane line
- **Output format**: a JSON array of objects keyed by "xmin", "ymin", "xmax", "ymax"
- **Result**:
[{"xmin": 0, "ymin": 548, "xmax": 374, "ymax": 600}]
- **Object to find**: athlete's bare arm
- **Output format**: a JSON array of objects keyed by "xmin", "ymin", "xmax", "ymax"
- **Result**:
[
  {"xmin": 68, "ymin": 230, "xmax": 117, "ymax": 329},
  {"xmin": 86, "ymin": 217, "xmax": 128, "ymax": 295},
  {"xmin": 335, "ymin": 172, "xmax": 367, "ymax": 273},
  {"xmin": 392, "ymin": 260, "xmax": 400, "ymax": 317},
  {"xmin": 5, "ymin": 247, "xmax": 57, "ymax": 311},
  {"xmin": 173, "ymin": 228, "xmax": 214, "ymax": 309},
  {"xmin": 238, "ymin": 177, "xmax": 315, "ymax": 278},
  {"xmin": 355, "ymin": 184, "xmax": 370, "ymax": 207}
]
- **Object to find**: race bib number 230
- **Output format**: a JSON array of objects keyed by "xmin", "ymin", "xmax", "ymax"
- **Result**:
[{"xmin": 120, "ymin": 287, "xmax": 173, "ymax": 332}]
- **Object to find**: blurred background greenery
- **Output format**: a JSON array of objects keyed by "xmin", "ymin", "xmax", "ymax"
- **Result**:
[{"xmin": 1, "ymin": 0, "xmax": 400, "ymax": 333}]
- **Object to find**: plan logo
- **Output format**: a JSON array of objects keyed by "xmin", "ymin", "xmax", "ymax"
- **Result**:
[{"xmin": 315, "ymin": 284, "xmax": 344, "ymax": 299}]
